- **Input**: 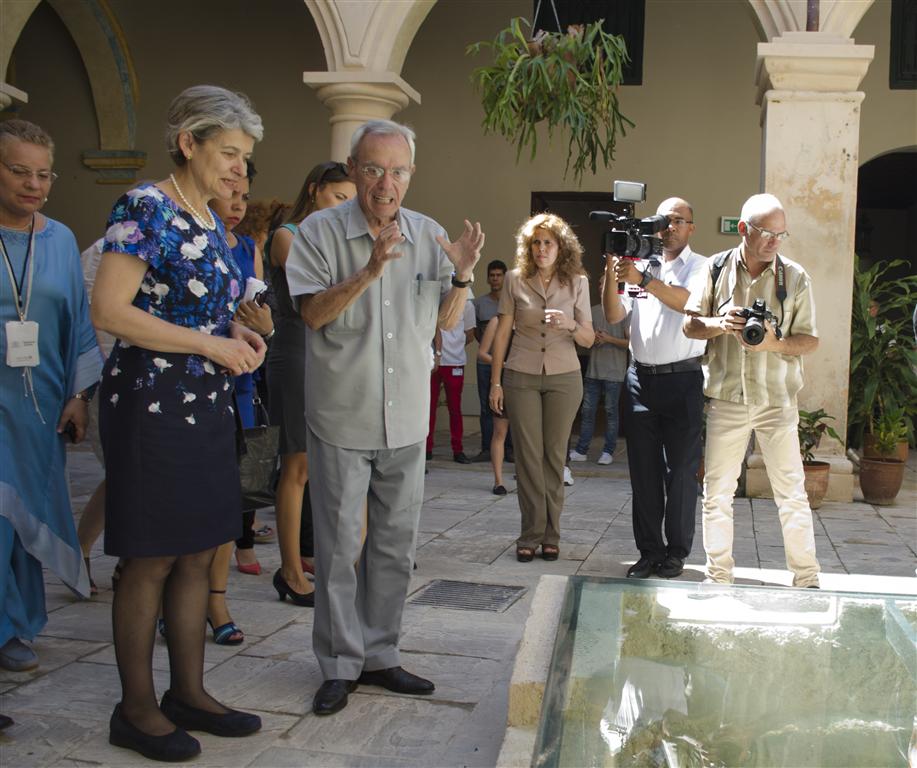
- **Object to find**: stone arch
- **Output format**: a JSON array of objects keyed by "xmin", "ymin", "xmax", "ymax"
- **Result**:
[
  {"xmin": 748, "ymin": 0, "xmax": 874, "ymax": 41},
  {"xmin": 1, "ymin": 0, "xmax": 144, "ymax": 181}
]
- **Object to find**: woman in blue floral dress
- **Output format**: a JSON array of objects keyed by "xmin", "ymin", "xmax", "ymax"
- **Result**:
[{"xmin": 92, "ymin": 86, "xmax": 266, "ymax": 762}]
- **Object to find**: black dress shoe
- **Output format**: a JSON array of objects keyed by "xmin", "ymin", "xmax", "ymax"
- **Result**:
[
  {"xmin": 626, "ymin": 557, "xmax": 660, "ymax": 579},
  {"xmin": 425, "ymin": 450, "xmax": 433, "ymax": 460},
  {"xmin": 273, "ymin": 569, "xmax": 315, "ymax": 607},
  {"xmin": 313, "ymin": 679, "xmax": 357, "ymax": 715},
  {"xmin": 109, "ymin": 703, "xmax": 201, "ymax": 762},
  {"xmin": 358, "ymin": 666, "xmax": 434, "ymax": 695},
  {"xmin": 160, "ymin": 690, "xmax": 261, "ymax": 737},
  {"xmin": 657, "ymin": 555, "xmax": 685, "ymax": 578},
  {"xmin": 0, "ymin": 713, "xmax": 13, "ymax": 730},
  {"xmin": 453, "ymin": 452, "xmax": 472, "ymax": 464},
  {"xmin": 492, "ymin": 484, "xmax": 507, "ymax": 495}
]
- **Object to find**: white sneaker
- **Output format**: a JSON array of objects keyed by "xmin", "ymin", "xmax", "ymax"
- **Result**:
[
  {"xmin": 568, "ymin": 449, "xmax": 587, "ymax": 462},
  {"xmin": 597, "ymin": 452, "xmax": 614, "ymax": 465},
  {"xmin": 563, "ymin": 466, "xmax": 574, "ymax": 486}
]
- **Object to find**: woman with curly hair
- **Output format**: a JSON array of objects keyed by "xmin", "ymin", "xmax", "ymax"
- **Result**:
[{"xmin": 489, "ymin": 213, "xmax": 594, "ymax": 562}]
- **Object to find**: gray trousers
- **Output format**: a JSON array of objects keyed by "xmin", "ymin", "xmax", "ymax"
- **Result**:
[
  {"xmin": 503, "ymin": 368, "xmax": 583, "ymax": 548},
  {"xmin": 306, "ymin": 427, "xmax": 425, "ymax": 680}
]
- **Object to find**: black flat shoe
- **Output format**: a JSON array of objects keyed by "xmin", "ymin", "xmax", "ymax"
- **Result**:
[
  {"xmin": 492, "ymin": 484, "xmax": 507, "ymax": 495},
  {"xmin": 0, "ymin": 713, "xmax": 13, "ymax": 730},
  {"xmin": 160, "ymin": 690, "xmax": 261, "ymax": 738},
  {"xmin": 273, "ymin": 569, "xmax": 315, "ymax": 607},
  {"xmin": 313, "ymin": 679, "xmax": 357, "ymax": 716},
  {"xmin": 109, "ymin": 703, "xmax": 200, "ymax": 762},
  {"xmin": 358, "ymin": 666, "xmax": 434, "ymax": 695}
]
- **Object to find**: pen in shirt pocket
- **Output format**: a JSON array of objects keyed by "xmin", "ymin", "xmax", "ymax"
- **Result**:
[{"xmin": 417, "ymin": 273, "xmax": 423, "ymax": 294}]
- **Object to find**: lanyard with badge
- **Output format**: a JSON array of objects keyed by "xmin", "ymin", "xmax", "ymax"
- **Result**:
[{"xmin": 1, "ymin": 215, "xmax": 45, "ymax": 421}]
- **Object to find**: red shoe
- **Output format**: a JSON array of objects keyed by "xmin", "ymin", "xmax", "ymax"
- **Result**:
[
  {"xmin": 235, "ymin": 551, "xmax": 262, "ymax": 576},
  {"xmin": 300, "ymin": 558, "xmax": 315, "ymax": 576}
]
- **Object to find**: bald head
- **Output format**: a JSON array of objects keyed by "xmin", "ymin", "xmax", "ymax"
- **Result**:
[
  {"xmin": 656, "ymin": 197, "xmax": 693, "ymax": 219},
  {"xmin": 740, "ymin": 193, "xmax": 783, "ymax": 224}
]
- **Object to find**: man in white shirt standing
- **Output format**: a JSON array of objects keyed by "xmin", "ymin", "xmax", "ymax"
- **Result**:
[
  {"xmin": 427, "ymin": 299, "xmax": 475, "ymax": 462},
  {"xmin": 603, "ymin": 197, "xmax": 707, "ymax": 580}
]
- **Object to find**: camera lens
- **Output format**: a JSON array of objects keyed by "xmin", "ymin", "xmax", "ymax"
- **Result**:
[{"xmin": 742, "ymin": 318, "xmax": 766, "ymax": 345}]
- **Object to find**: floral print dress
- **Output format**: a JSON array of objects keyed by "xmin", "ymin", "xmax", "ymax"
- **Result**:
[{"xmin": 99, "ymin": 184, "xmax": 245, "ymax": 557}]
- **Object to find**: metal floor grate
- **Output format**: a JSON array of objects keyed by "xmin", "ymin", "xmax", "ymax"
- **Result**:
[{"xmin": 409, "ymin": 579, "xmax": 526, "ymax": 613}]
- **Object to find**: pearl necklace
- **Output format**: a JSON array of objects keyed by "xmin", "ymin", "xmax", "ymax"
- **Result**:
[{"xmin": 169, "ymin": 173, "xmax": 216, "ymax": 230}]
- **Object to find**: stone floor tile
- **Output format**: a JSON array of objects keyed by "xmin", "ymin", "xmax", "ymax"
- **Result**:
[
  {"xmin": 38, "ymin": 601, "xmax": 114, "ymax": 643},
  {"xmin": 399, "ymin": 612, "xmax": 520, "ymax": 661},
  {"xmin": 197, "ymin": 655, "xmax": 322, "ymax": 716},
  {"xmin": 0, "ymin": 637, "xmax": 106, "ymax": 686},
  {"xmin": 281, "ymin": 695, "xmax": 470, "ymax": 761},
  {"xmin": 249, "ymin": 747, "xmax": 419, "ymax": 767},
  {"xmin": 0, "ymin": 713, "xmax": 101, "ymax": 767}
]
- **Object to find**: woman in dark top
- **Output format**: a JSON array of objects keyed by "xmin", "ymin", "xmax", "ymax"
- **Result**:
[
  {"xmin": 92, "ymin": 85, "xmax": 266, "ymax": 762},
  {"xmin": 266, "ymin": 161, "xmax": 354, "ymax": 606}
]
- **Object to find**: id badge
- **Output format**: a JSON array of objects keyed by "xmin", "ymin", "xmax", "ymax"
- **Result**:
[
  {"xmin": 5, "ymin": 320, "xmax": 40, "ymax": 367},
  {"xmin": 451, "ymin": 367, "xmax": 463, "ymax": 377}
]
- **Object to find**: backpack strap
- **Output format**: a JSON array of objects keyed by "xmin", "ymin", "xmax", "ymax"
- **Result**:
[{"xmin": 710, "ymin": 248, "xmax": 734, "ymax": 291}]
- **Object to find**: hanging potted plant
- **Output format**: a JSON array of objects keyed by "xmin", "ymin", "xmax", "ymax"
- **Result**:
[
  {"xmin": 859, "ymin": 405, "xmax": 908, "ymax": 505},
  {"xmin": 466, "ymin": 16, "xmax": 633, "ymax": 182},
  {"xmin": 797, "ymin": 408, "xmax": 841, "ymax": 509},
  {"xmin": 847, "ymin": 255, "xmax": 917, "ymax": 457}
]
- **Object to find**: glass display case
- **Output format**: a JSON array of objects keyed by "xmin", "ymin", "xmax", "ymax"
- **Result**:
[{"xmin": 533, "ymin": 577, "xmax": 916, "ymax": 767}]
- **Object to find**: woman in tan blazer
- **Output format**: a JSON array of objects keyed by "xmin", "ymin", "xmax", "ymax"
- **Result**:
[{"xmin": 489, "ymin": 214, "xmax": 594, "ymax": 562}]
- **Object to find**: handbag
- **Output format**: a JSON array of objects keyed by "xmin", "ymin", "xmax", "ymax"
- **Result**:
[{"xmin": 235, "ymin": 394, "xmax": 280, "ymax": 508}]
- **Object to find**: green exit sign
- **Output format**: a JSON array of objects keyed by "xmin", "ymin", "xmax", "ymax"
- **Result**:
[{"xmin": 720, "ymin": 216, "xmax": 740, "ymax": 235}]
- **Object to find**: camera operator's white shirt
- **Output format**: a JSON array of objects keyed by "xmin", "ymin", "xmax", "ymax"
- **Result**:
[{"xmin": 627, "ymin": 245, "xmax": 707, "ymax": 365}]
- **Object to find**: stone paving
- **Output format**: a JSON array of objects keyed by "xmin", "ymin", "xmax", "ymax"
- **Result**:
[{"xmin": 1, "ymin": 431, "xmax": 914, "ymax": 767}]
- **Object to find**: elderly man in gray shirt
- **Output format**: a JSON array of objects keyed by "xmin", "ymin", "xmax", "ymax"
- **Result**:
[{"xmin": 286, "ymin": 120, "xmax": 484, "ymax": 716}]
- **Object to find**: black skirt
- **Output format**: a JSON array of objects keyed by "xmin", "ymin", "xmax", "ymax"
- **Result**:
[{"xmin": 100, "ymin": 346, "xmax": 242, "ymax": 557}]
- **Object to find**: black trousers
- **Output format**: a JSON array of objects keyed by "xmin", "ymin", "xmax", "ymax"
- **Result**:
[{"xmin": 625, "ymin": 365, "xmax": 704, "ymax": 561}]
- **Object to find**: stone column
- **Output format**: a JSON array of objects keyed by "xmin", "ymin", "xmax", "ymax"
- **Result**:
[
  {"xmin": 302, "ymin": 73, "xmax": 420, "ymax": 161},
  {"xmin": 744, "ymin": 32, "xmax": 874, "ymax": 503}
]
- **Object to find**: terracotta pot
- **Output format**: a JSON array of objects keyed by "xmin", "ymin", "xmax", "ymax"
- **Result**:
[
  {"xmin": 859, "ymin": 457, "xmax": 906, "ymax": 505},
  {"xmin": 803, "ymin": 461, "xmax": 830, "ymax": 510},
  {"xmin": 862, "ymin": 435, "xmax": 909, "ymax": 462}
]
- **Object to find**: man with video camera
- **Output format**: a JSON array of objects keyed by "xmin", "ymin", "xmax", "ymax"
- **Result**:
[
  {"xmin": 683, "ymin": 193, "xmax": 821, "ymax": 588},
  {"xmin": 602, "ymin": 195, "xmax": 707, "ymax": 580}
]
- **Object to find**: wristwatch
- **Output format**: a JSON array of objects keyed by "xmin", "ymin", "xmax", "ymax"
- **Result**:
[
  {"xmin": 262, "ymin": 328, "xmax": 275, "ymax": 341},
  {"xmin": 451, "ymin": 273, "xmax": 474, "ymax": 288},
  {"xmin": 638, "ymin": 270, "xmax": 653, "ymax": 289}
]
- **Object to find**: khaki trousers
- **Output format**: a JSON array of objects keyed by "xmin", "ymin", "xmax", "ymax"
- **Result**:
[
  {"xmin": 702, "ymin": 399, "xmax": 820, "ymax": 587},
  {"xmin": 503, "ymin": 369, "xmax": 582, "ymax": 549}
]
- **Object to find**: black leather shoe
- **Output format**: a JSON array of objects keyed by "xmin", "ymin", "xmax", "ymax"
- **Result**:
[
  {"xmin": 0, "ymin": 713, "xmax": 13, "ymax": 730},
  {"xmin": 313, "ymin": 679, "xmax": 357, "ymax": 715},
  {"xmin": 109, "ymin": 703, "xmax": 201, "ymax": 762},
  {"xmin": 453, "ymin": 452, "xmax": 472, "ymax": 464},
  {"xmin": 425, "ymin": 451, "xmax": 433, "ymax": 460},
  {"xmin": 273, "ymin": 570, "xmax": 314, "ymax": 607},
  {"xmin": 160, "ymin": 690, "xmax": 261, "ymax": 737},
  {"xmin": 358, "ymin": 666, "xmax": 434, "ymax": 695},
  {"xmin": 657, "ymin": 555, "xmax": 685, "ymax": 578},
  {"xmin": 492, "ymin": 484, "xmax": 507, "ymax": 496},
  {"xmin": 626, "ymin": 557, "xmax": 659, "ymax": 579}
]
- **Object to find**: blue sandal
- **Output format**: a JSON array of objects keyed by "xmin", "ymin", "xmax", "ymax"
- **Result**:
[
  {"xmin": 208, "ymin": 619, "xmax": 244, "ymax": 645},
  {"xmin": 207, "ymin": 590, "xmax": 243, "ymax": 645}
]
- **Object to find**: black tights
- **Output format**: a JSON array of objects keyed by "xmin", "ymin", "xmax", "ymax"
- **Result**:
[{"xmin": 112, "ymin": 549, "xmax": 229, "ymax": 734}]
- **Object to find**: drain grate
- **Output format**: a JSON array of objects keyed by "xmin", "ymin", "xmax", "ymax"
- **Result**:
[{"xmin": 409, "ymin": 579, "xmax": 526, "ymax": 613}]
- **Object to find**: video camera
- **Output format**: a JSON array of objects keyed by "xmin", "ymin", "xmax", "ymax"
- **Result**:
[
  {"xmin": 589, "ymin": 180, "xmax": 667, "ymax": 259},
  {"xmin": 736, "ymin": 299, "xmax": 782, "ymax": 345}
]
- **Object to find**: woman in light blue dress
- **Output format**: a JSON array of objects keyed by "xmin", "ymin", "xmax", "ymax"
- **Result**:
[{"xmin": 0, "ymin": 119, "xmax": 101, "ymax": 685}]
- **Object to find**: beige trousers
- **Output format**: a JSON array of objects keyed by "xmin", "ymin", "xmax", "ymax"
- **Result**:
[
  {"xmin": 503, "ymin": 369, "xmax": 582, "ymax": 549},
  {"xmin": 702, "ymin": 399, "xmax": 820, "ymax": 587}
]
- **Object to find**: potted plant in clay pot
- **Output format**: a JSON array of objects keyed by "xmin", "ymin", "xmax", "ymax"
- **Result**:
[
  {"xmin": 466, "ymin": 16, "xmax": 633, "ymax": 182},
  {"xmin": 859, "ymin": 405, "xmax": 908, "ymax": 505},
  {"xmin": 847, "ymin": 256, "xmax": 916, "ymax": 459},
  {"xmin": 797, "ymin": 408, "xmax": 841, "ymax": 509}
]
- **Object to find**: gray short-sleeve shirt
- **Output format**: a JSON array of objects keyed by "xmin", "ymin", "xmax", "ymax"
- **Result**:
[{"xmin": 285, "ymin": 199, "xmax": 453, "ymax": 449}]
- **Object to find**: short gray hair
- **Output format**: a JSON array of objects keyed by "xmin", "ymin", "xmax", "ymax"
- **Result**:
[
  {"xmin": 0, "ymin": 119, "xmax": 54, "ymax": 161},
  {"xmin": 350, "ymin": 120, "xmax": 416, "ymax": 164},
  {"xmin": 740, "ymin": 193, "xmax": 783, "ymax": 224},
  {"xmin": 165, "ymin": 85, "xmax": 264, "ymax": 166}
]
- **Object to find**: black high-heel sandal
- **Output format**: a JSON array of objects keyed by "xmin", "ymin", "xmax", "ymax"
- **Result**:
[
  {"xmin": 272, "ymin": 570, "xmax": 315, "ymax": 607},
  {"xmin": 84, "ymin": 557, "xmax": 98, "ymax": 596},
  {"xmin": 207, "ymin": 589, "xmax": 244, "ymax": 644}
]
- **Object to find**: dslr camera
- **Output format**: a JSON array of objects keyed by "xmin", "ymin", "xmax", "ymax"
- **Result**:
[
  {"xmin": 589, "ymin": 180, "xmax": 667, "ymax": 259},
  {"xmin": 736, "ymin": 299, "xmax": 781, "ymax": 345}
]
